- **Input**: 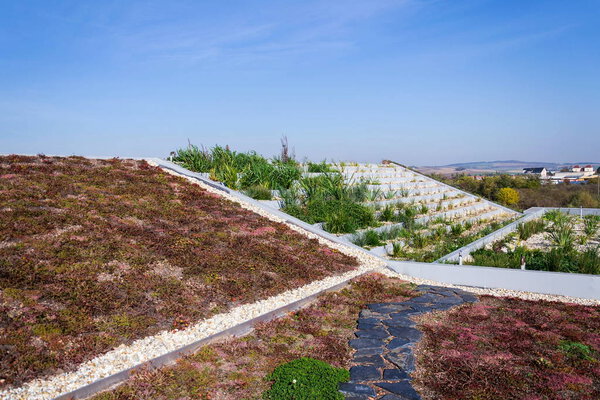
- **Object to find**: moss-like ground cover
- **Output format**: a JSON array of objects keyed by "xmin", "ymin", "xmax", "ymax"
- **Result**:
[
  {"xmin": 0, "ymin": 155, "xmax": 359, "ymax": 388},
  {"xmin": 415, "ymin": 296, "xmax": 600, "ymax": 399},
  {"xmin": 90, "ymin": 273, "xmax": 416, "ymax": 400}
]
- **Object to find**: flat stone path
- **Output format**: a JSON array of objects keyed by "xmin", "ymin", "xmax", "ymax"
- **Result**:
[{"xmin": 339, "ymin": 285, "xmax": 478, "ymax": 400}]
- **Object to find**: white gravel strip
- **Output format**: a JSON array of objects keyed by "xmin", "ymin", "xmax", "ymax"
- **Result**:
[
  {"xmin": 377, "ymin": 268, "xmax": 600, "ymax": 306},
  {"xmin": 1, "ymin": 163, "xmax": 384, "ymax": 400}
]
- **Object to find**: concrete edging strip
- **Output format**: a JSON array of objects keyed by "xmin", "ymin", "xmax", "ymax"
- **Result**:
[{"xmin": 388, "ymin": 260, "xmax": 600, "ymax": 301}]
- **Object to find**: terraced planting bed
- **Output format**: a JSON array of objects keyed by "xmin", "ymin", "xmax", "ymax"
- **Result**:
[
  {"xmin": 465, "ymin": 210, "xmax": 600, "ymax": 274},
  {"xmin": 0, "ymin": 155, "xmax": 362, "ymax": 392},
  {"xmin": 353, "ymin": 217, "xmax": 515, "ymax": 262},
  {"xmin": 170, "ymin": 146, "xmax": 519, "ymax": 264}
]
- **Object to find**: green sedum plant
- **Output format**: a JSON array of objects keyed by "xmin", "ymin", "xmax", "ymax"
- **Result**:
[{"xmin": 263, "ymin": 357, "xmax": 349, "ymax": 400}]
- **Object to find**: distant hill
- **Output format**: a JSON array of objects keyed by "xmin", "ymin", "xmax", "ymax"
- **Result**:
[{"xmin": 417, "ymin": 160, "xmax": 600, "ymax": 176}]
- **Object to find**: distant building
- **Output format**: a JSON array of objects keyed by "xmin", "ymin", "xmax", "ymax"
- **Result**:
[
  {"xmin": 548, "ymin": 165, "xmax": 597, "ymax": 184},
  {"xmin": 522, "ymin": 167, "xmax": 547, "ymax": 177}
]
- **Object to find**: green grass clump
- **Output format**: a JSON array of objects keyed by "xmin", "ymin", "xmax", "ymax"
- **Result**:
[
  {"xmin": 351, "ymin": 230, "xmax": 383, "ymax": 247},
  {"xmin": 558, "ymin": 341, "xmax": 594, "ymax": 361},
  {"xmin": 281, "ymin": 174, "xmax": 376, "ymax": 234},
  {"xmin": 263, "ymin": 357, "xmax": 349, "ymax": 400},
  {"xmin": 172, "ymin": 144, "xmax": 301, "ymax": 195},
  {"xmin": 244, "ymin": 185, "xmax": 272, "ymax": 200},
  {"xmin": 517, "ymin": 219, "xmax": 546, "ymax": 240},
  {"xmin": 584, "ymin": 215, "xmax": 600, "ymax": 236},
  {"xmin": 307, "ymin": 161, "xmax": 336, "ymax": 173},
  {"xmin": 379, "ymin": 204, "xmax": 395, "ymax": 222}
]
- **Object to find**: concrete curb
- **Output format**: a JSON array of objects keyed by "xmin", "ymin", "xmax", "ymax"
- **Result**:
[{"xmin": 388, "ymin": 260, "xmax": 600, "ymax": 301}]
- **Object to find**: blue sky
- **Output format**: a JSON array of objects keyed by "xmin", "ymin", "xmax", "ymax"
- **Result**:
[{"xmin": 1, "ymin": 0, "xmax": 599, "ymax": 165}]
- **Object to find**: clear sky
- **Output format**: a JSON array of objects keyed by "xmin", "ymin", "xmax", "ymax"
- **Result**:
[{"xmin": 1, "ymin": 0, "xmax": 599, "ymax": 165}]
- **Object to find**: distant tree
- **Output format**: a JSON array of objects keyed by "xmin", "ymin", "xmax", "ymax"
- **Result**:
[
  {"xmin": 481, "ymin": 179, "xmax": 498, "ymax": 199},
  {"xmin": 497, "ymin": 174, "xmax": 513, "ymax": 188},
  {"xmin": 569, "ymin": 191, "xmax": 598, "ymax": 208},
  {"xmin": 496, "ymin": 187, "xmax": 520, "ymax": 206}
]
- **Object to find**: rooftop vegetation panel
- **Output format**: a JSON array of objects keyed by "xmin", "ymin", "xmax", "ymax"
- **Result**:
[
  {"xmin": 466, "ymin": 212, "xmax": 600, "ymax": 274},
  {"xmin": 89, "ymin": 273, "xmax": 417, "ymax": 400},
  {"xmin": 414, "ymin": 296, "xmax": 600, "ymax": 399},
  {"xmin": 0, "ymin": 155, "xmax": 358, "ymax": 388}
]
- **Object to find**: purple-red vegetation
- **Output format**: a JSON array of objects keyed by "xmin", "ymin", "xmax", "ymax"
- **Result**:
[
  {"xmin": 90, "ymin": 273, "xmax": 416, "ymax": 400},
  {"xmin": 0, "ymin": 155, "xmax": 359, "ymax": 388},
  {"xmin": 415, "ymin": 296, "xmax": 600, "ymax": 400}
]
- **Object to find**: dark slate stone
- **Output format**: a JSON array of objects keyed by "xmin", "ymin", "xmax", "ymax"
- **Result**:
[
  {"xmin": 407, "ymin": 303, "xmax": 437, "ymax": 313},
  {"xmin": 345, "ymin": 396, "xmax": 371, "ymax": 400},
  {"xmin": 378, "ymin": 395, "xmax": 405, "ymax": 400},
  {"xmin": 411, "ymin": 293, "xmax": 441, "ymax": 303},
  {"xmin": 460, "ymin": 293, "xmax": 478, "ymax": 303},
  {"xmin": 354, "ymin": 347, "xmax": 384, "ymax": 357},
  {"xmin": 375, "ymin": 381, "xmax": 421, "ymax": 400},
  {"xmin": 358, "ymin": 317, "xmax": 382, "ymax": 325},
  {"xmin": 390, "ymin": 309, "xmax": 421, "ymax": 318},
  {"xmin": 356, "ymin": 327, "xmax": 389, "ymax": 339},
  {"xmin": 350, "ymin": 365, "xmax": 381, "ymax": 382},
  {"xmin": 385, "ymin": 349, "xmax": 415, "ymax": 372},
  {"xmin": 339, "ymin": 383, "xmax": 377, "ymax": 397},
  {"xmin": 383, "ymin": 318, "xmax": 416, "ymax": 328},
  {"xmin": 354, "ymin": 354, "xmax": 386, "ymax": 368},
  {"xmin": 433, "ymin": 295, "xmax": 463, "ymax": 305},
  {"xmin": 386, "ymin": 337, "xmax": 411, "ymax": 350},
  {"xmin": 357, "ymin": 321, "xmax": 379, "ymax": 331},
  {"xmin": 383, "ymin": 368, "xmax": 409, "ymax": 380},
  {"xmin": 368, "ymin": 303, "xmax": 411, "ymax": 314},
  {"xmin": 386, "ymin": 327, "xmax": 422, "ymax": 341},
  {"xmin": 350, "ymin": 338, "xmax": 385, "ymax": 350},
  {"xmin": 360, "ymin": 309, "xmax": 385, "ymax": 319}
]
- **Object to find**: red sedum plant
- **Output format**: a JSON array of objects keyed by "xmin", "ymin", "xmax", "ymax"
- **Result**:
[
  {"xmin": 414, "ymin": 296, "xmax": 600, "ymax": 400},
  {"xmin": 0, "ymin": 155, "xmax": 359, "ymax": 388}
]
